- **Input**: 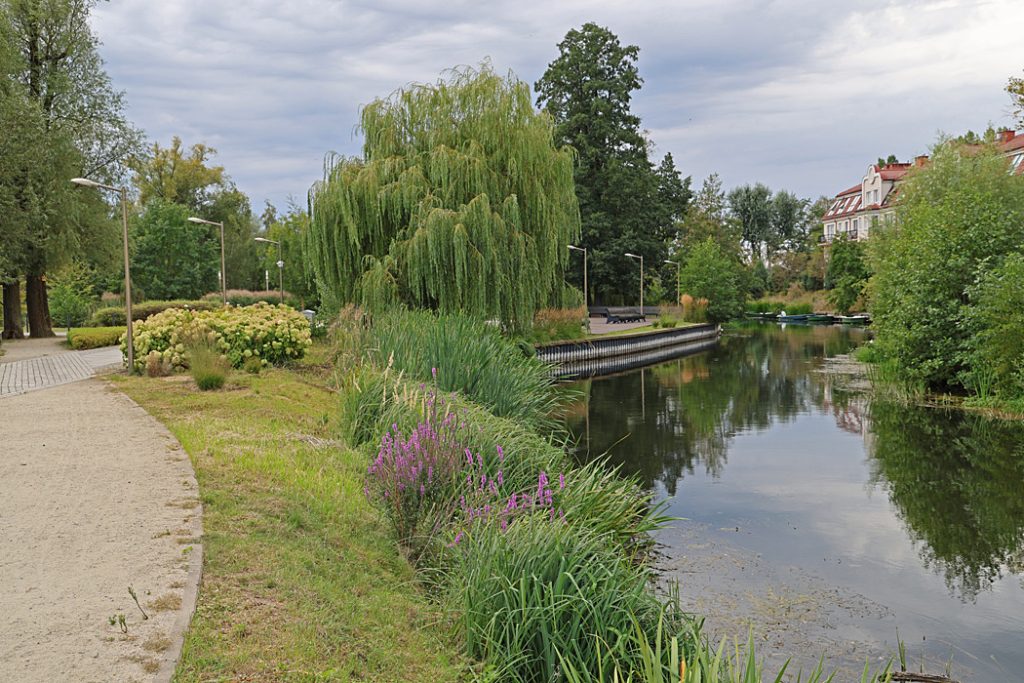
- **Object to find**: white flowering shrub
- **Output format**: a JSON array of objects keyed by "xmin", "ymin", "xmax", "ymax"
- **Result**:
[{"xmin": 124, "ymin": 302, "xmax": 313, "ymax": 374}]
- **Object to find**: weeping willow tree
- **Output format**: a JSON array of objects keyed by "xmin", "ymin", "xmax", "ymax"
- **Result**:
[{"xmin": 307, "ymin": 64, "xmax": 581, "ymax": 329}]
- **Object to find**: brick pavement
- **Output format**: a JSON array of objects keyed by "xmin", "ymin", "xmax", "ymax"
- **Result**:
[{"xmin": 0, "ymin": 346, "xmax": 122, "ymax": 398}]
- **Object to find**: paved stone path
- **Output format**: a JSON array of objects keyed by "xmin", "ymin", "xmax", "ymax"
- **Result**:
[{"xmin": 0, "ymin": 347, "xmax": 122, "ymax": 398}]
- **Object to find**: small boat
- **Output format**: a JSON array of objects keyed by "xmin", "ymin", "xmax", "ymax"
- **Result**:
[
  {"xmin": 807, "ymin": 314, "xmax": 835, "ymax": 323},
  {"xmin": 837, "ymin": 314, "xmax": 871, "ymax": 325},
  {"xmin": 777, "ymin": 314, "xmax": 811, "ymax": 322}
]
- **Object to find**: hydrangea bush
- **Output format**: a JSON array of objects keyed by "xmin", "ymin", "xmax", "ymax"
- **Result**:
[{"xmin": 124, "ymin": 302, "xmax": 312, "ymax": 373}]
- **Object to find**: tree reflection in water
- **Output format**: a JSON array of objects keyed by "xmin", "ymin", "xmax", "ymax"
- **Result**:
[
  {"xmin": 563, "ymin": 322, "xmax": 1024, "ymax": 599},
  {"xmin": 868, "ymin": 400, "xmax": 1024, "ymax": 599}
]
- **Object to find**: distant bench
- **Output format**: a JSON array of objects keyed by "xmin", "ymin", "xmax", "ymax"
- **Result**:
[{"xmin": 605, "ymin": 307, "xmax": 646, "ymax": 323}]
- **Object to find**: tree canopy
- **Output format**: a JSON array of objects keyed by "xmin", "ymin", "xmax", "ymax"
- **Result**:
[
  {"xmin": 535, "ymin": 23, "xmax": 689, "ymax": 304},
  {"xmin": 130, "ymin": 199, "xmax": 219, "ymax": 300},
  {"xmin": 307, "ymin": 63, "xmax": 580, "ymax": 329},
  {"xmin": 868, "ymin": 141, "xmax": 1024, "ymax": 390},
  {"xmin": 0, "ymin": 0, "xmax": 138, "ymax": 336},
  {"xmin": 678, "ymin": 237, "xmax": 746, "ymax": 323}
]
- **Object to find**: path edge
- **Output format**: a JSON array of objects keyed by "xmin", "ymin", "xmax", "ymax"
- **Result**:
[{"xmin": 108, "ymin": 380, "xmax": 205, "ymax": 683}]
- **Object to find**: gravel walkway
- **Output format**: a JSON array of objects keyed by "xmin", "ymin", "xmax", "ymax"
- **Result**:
[{"xmin": 0, "ymin": 379, "xmax": 202, "ymax": 682}]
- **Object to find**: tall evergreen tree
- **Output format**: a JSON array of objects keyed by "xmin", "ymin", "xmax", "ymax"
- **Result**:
[
  {"xmin": 536, "ymin": 23, "xmax": 687, "ymax": 304},
  {"xmin": 308, "ymin": 64, "xmax": 580, "ymax": 329}
]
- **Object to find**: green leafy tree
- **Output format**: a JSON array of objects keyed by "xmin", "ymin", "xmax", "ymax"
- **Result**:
[
  {"xmin": 47, "ymin": 262, "xmax": 94, "ymax": 327},
  {"xmin": 1010, "ymin": 70, "xmax": 1024, "ymax": 127},
  {"xmin": 308, "ymin": 64, "xmax": 580, "ymax": 329},
  {"xmin": 727, "ymin": 183, "xmax": 772, "ymax": 261},
  {"xmin": 263, "ymin": 204, "xmax": 315, "ymax": 305},
  {"xmin": 825, "ymin": 236, "xmax": 868, "ymax": 314},
  {"xmin": 0, "ymin": 0, "xmax": 138, "ymax": 337},
  {"xmin": 131, "ymin": 199, "xmax": 218, "ymax": 300},
  {"xmin": 676, "ymin": 174, "xmax": 741, "ymax": 257},
  {"xmin": 678, "ymin": 238, "xmax": 746, "ymax": 322},
  {"xmin": 130, "ymin": 137, "xmax": 224, "ymax": 211},
  {"xmin": 876, "ymin": 154, "xmax": 899, "ymax": 167},
  {"xmin": 129, "ymin": 137, "xmax": 261, "ymax": 292},
  {"xmin": 869, "ymin": 141, "xmax": 1024, "ymax": 389},
  {"xmin": 536, "ymin": 23, "xmax": 686, "ymax": 305},
  {"xmin": 960, "ymin": 253, "xmax": 1024, "ymax": 397}
]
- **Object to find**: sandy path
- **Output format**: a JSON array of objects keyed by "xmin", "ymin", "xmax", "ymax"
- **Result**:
[{"xmin": 0, "ymin": 379, "xmax": 202, "ymax": 683}]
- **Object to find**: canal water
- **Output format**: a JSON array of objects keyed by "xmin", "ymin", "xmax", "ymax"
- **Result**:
[{"xmin": 563, "ymin": 323, "xmax": 1024, "ymax": 682}]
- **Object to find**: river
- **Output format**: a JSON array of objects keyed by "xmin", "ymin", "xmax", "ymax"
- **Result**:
[{"xmin": 562, "ymin": 323, "xmax": 1024, "ymax": 682}]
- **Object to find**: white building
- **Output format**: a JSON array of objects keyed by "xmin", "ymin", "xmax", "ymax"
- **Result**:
[{"xmin": 821, "ymin": 129, "xmax": 1024, "ymax": 244}]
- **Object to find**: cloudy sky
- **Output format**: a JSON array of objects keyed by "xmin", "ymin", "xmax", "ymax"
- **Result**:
[{"xmin": 91, "ymin": 0, "xmax": 1023, "ymax": 212}]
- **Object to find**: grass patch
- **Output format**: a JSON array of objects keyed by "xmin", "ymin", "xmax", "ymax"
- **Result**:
[
  {"xmin": 66, "ymin": 326, "xmax": 125, "ymax": 350},
  {"xmin": 112, "ymin": 358, "xmax": 465, "ymax": 682}
]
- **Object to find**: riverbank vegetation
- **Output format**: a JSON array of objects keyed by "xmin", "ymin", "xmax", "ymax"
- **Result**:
[
  {"xmin": 866, "ymin": 141, "xmax": 1024, "ymax": 411},
  {"xmin": 118, "ymin": 310, "xmax": 901, "ymax": 681}
]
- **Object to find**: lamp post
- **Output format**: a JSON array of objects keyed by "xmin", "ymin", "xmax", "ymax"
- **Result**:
[
  {"xmin": 624, "ymin": 252, "xmax": 643, "ymax": 312},
  {"xmin": 71, "ymin": 177, "xmax": 134, "ymax": 370},
  {"xmin": 664, "ymin": 259, "xmax": 680, "ymax": 305},
  {"xmin": 188, "ymin": 217, "xmax": 226, "ymax": 304},
  {"xmin": 255, "ymin": 237, "xmax": 283, "ymax": 303},
  {"xmin": 567, "ymin": 244, "xmax": 587, "ymax": 307}
]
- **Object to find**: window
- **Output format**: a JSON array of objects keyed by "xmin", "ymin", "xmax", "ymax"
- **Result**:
[
  {"xmin": 852, "ymin": 218, "xmax": 858, "ymax": 230},
  {"xmin": 1012, "ymin": 153, "xmax": 1024, "ymax": 171},
  {"xmin": 874, "ymin": 189, "xmax": 879, "ymax": 203}
]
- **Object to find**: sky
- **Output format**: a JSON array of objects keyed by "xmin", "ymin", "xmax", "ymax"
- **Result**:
[{"xmin": 90, "ymin": 0, "xmax": 1024, "ymax": 213}]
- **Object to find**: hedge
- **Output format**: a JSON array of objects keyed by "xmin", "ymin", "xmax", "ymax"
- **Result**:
[
  {"xmin": 67, "ymin": 327, "xmax": 126, "ymax": 350},
  {"xmin": 89, "ymin": 299, "xmax": 220, "ymax": 327}
]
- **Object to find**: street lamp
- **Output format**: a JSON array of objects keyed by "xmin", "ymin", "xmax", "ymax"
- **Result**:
[
  {"xmin": 624, "ymin": 252, "xmax": 644, "ymax": 312},
  {"xmin": 254, "ymin": 237, "xmax": 284, "ymax": 303},
  {"xmin": 188, "ymin": 217, "xmax": 226, "ymax": 304},
  {"xmin": 71, "ymin": 177, "xmax": 134, "ymax": 370},
  {"xmin": 664, "ymin": 259, "xmax": 680, "ymax": 305},
  {"xmin": 567, "ymin": 244, "xmax": 587, "ymax": 307}
]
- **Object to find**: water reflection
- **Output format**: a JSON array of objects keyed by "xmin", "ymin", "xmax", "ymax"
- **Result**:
[
  {"xmin": 565, "ymin": 324, "xmax": 866, "ymax": 494},
  {"xmin": 868, "ymin": 401, "xmax": 1024, "ymax": 599},
  {"xmin": 563, "ymin": 323, "xmax": 1024, "ymax": 676}
]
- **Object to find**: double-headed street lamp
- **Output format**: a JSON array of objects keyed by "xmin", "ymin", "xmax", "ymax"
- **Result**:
[
  {"xmin": 187, "ymin": 217, "xmax": 226, "ymax": 304},
  {"xmin": 71, "ymin": 177, "xmax": 134, "ymax": 369},
  {"xmin": 624, "ymin": 252, "xmax": 644, "ymax": 312},
  {"xmin": 567, "ymin": 244, "xmax": 587, "ymax": 307},
  {"xmin": 664, "ymin": 259, "xmax": 680, "ymax": 305},
  {"xmin": 255, "ymin": 237, "xmax": 284, "ymax": 303}
]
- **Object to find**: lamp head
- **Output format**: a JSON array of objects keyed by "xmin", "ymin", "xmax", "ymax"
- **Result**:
[
  {"xmin": 70, "ymin": 177, "xmax": 101, "ymax": 188},
  {"xmin": 624, "ymin": 252, "xmax": 640, "ymax": 259}
]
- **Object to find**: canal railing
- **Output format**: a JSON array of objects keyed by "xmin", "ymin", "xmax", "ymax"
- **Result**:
[{"xmin": 535, "ymin": 323, "xmax": 721, "ymax": 379}]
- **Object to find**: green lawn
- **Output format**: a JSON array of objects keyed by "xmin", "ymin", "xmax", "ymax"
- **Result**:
[{"xmin": 112, "ymin": 351, "xmax": 466, "ymax": 682}]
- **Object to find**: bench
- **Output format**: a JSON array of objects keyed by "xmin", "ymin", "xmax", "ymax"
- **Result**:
[{"xmin": 605, "ymin": 307, "xmax": 646, "ymax": 323}]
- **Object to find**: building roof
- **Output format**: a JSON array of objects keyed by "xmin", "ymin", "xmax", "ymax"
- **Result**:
[{"xmin": 879, "ymin": 164, "xmax": 911, "ymax": 181}]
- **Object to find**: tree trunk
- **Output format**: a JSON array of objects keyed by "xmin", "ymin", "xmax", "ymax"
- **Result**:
[
  {"xmin": 2, "ymin": 280, "xmax": 24, "ymax": 339},
  {"xmin": 25, "ymin": 273, "xmax": 54, "ymax": 338}
]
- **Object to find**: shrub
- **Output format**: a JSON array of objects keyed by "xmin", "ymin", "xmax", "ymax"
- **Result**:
[
  {"xmin": 869, "ymin": 141, "xmax": 1024, "ymax": 389},
  {"xmin": 344, "ymin": 309, "xmax": 562, "ymax": 432},
  {"xmin": 202, "ymin": 289, "xmax": 300, "ymax": 308},
  {"xmin": 66, "ymin": 327, "xmax": 125, "ymax": 350},
  {"xmin": 49, "ymin": 279, "xmax": 94, "ymax": 328},
  {"xmin": 126, "ymin": 302, "xmax": 312, "ymax": 373},
  {"xmin": 90, "ymin": 299, "xmax": 219, "ymax": 327},
  {"xmin": 679, "ymin": 238, "xmax": 746, "ymax": 322},
  {"xmin": 825, "ymin": 236, "xmax": 869, "ymax": 314},
  {"xmin": 961, "ymin": 253, "xmax": 1024, "ymax": 398},
  {"xmin": 187, "ymin": 340, "xmax": 229, "ymax": 390},
  {"xmin": 529, "ymin": 307, "xmax": 587, "ymax": 342}
]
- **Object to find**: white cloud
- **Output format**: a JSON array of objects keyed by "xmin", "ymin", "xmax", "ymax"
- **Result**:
[{"xmin": 90, "ymin": 0, "xmax": 1023, "ymax": 210}]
